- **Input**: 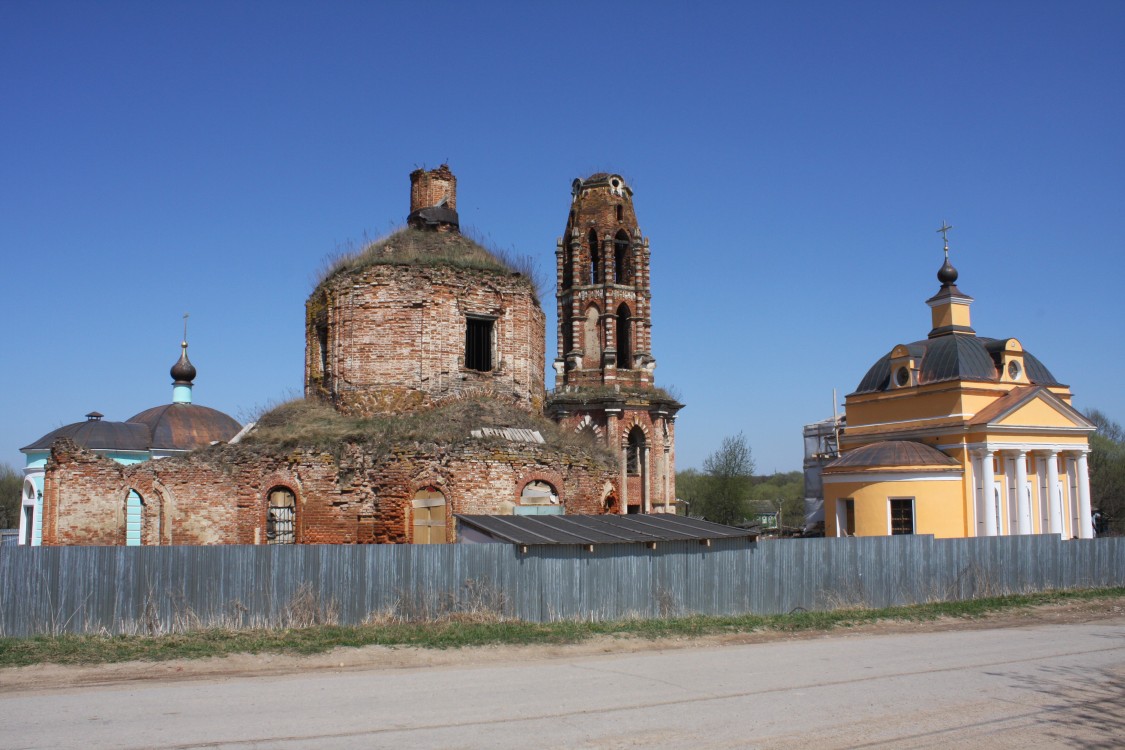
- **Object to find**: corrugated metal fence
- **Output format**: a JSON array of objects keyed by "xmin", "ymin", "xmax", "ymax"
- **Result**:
[{"xmin": 1, "ymin": 535, "xmax": 1122, "ymax": 637}]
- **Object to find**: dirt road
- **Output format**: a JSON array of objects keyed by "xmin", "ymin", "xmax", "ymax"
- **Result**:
[{"xmin": 1, "ymin": 598, "xmax": 1123, "ymax": 749}]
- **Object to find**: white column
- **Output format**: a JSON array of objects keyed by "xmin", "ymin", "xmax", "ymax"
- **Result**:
[
  {"xmin": 980, "ymin": 449, "xmax": 997, "ymax": 537},
  {"xmin": 1046, "ymin": 450, "xmax": 1062, "ymax": 537},
  {"xmin": 1015, "ymin": 450, "xmax": 1031, "ymax": 535},
  {"xmin": 1076, "ymin": 451, "xmax": 1093, "ymax": 539}
]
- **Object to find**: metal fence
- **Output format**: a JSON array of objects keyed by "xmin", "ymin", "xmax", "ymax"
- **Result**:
[
  {"xmin": 1, "ymin": 535, "xmax": 1122, "ymax": 637},
  {"xmin": 0, "ymin": 530, "xmax": 17, "ymax": 548}
]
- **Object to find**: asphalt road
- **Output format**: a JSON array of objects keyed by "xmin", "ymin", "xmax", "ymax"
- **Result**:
[{"xmin": 2, "ymin": 619, "xmax": 1123, "ymax": 749}]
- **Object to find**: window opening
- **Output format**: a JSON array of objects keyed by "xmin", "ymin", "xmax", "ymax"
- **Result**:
[
  {"xmin": 616, "ymin": 205, "xmax": 623, "ymax": 221},
  {"xmin": 126, "ymin": 491, "xmax": 143, "ymax": 546},
  {"xmin": 613, "ymin": 230, "xmax": 629, "ymax": 283},
  {"xmin": 626, "ymin": 426, "xmax": 645, "ymax": 475},
  {"xmin": 562, "ymin": 243, "xmax": 573, "ymax": 289},
  {"xmin": 890, "ymin": 498, "xmax": 914, "ymax": 535},
  {"xmin": 267, "ymin": 487, "xmax": 296, "ymax": 544},
  {"xmin": 316, "ymin": 323, "xmax": 329, "ymax": 377},
  {"xmin": 588, "ymin": 229, "xmax": 601, "ymax": 284},
  {"xmin": 465, "ymin": 316, "xmax": 493, "ymax": 372},
  {"xmin": 517, "ymin": 481, "xmax": 562, "ymax": 515},
  {"xmin": 562, "ymin": 311, "xmax": 573, "ymax": 354},
  {"xmin": 841, "ymin": 498, "xmax": 855, "ymax": 536},
  {"xmin": 616, "ymin": 303, "xmax": 631, "ymax": 369},
  {"xmin": 412, "ymin": 488, "xmax": 447, "ymax": 544}
]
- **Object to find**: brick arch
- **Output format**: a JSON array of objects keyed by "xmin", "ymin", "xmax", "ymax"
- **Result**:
[
  {"xmin": 619, "ymin": 417, "xmax": 652, "ymax": 446},
  {"xmin": 407, "ymin": 474, "xmax": 451, "ymax": 545},
  {"xmin": 516, "ymin": 471, "xmax": 566, "ymax": 511},
  {"xmin": 260, "ymin": 473, "xmax": 302, "ymax": 545},
  {"xmin": 573, "ymin": 414, "xmax": 605, "ymax": 440},
  {"xmin": 121, "ymin": 486, "xmax": 155, "ymax": 547}
]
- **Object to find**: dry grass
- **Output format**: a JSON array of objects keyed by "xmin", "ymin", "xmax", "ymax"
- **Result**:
[
  {"xmin": 316, "ymin": 227, "xmax": 541, "ymax": 300},
  {"xmin": 238, "ymin": 396, "xmax": 615, "ymax": 464}
]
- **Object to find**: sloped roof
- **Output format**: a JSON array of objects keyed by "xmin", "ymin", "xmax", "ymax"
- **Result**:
[
  {"xmin": 854, "ymin": 336, "xmax": 1061, "ymax": 394},
  {"xmin": 967, "ymin": 385, "xmax": 1093, "ymax": 429},
  {"xmin": 824, "ymin": 440, "xmax": 959, "ymax": 471},
  {"xmin": 22, "ymin": 419, "xmax": 151, "ymax": 453},
  {"xmin": 455, "ymin": 514, "xmax": 756, "ymax": 546}
]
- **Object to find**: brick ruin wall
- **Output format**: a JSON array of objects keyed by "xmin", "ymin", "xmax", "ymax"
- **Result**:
[
  {"xmin": 41, "ymin": 438, "xmax": 616, "ymax": 546},
  {"xmin": 307, "ymin": 263, "xmax": 545, "ymax": 416}
]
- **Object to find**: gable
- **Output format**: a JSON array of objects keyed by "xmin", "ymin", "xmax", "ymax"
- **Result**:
[{"xmin": 974, "ymin": 387, "xmax": 1094, "ymax": 431}]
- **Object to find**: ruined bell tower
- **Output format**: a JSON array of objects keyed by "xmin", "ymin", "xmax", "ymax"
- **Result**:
[{"xmin": 547, "ymin": 173, "xmax": 682, "ymax": 514}]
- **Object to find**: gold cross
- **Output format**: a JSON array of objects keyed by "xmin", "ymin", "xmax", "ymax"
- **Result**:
[{"xmin": 936, "ymin": 221, "xmax": 953, "ymax": 252}]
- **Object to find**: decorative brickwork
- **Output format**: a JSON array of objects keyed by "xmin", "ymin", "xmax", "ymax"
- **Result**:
[{"xmin": 548, "ymin": 174, "xmax": 684, "ymax": 513}]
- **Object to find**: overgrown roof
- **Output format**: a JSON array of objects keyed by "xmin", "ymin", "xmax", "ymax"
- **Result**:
[
  {"xmin": 236, "ymin": 397, "xmax": 614, "ymax": 464},
  {"xmin": 319, "ymin": 228, "xmax": 535, "ymax": 289}
]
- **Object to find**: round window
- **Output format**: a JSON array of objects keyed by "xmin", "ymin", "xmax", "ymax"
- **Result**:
[
  {"xmin": 1008, "ymin": 360, "xmax": 1022, "ymax": 379},
  {"xmin": 895, "ymin": 367, "xmax": 910, "ymax": 387}
]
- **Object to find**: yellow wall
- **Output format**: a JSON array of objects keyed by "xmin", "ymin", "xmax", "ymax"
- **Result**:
[{"xmin": 824, "ymin": 477, "xmax": 965, "ymax": 538}]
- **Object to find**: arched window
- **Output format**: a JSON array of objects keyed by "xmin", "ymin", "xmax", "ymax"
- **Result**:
[
  {"xmin": 588, "ymin": 229, "xmax": 601, "ymax": 284},
  {"xmin": 616, "ymin": 204, "xmax": 624, "ymax": 222},
  {"xmin": 584, "ymin": 305, "xmax": 601, "ymax": 364},
  {"xmin": 562, "ymin": 310, "xmax": 573, "ymax": 355},
  {"xmin": 518, "ymin": 480, "xmax": 561, "ymax": 515},
  {"xmin": 412, "ymin": 488, "xmax": 447, "ymax": 544},
  {"xmin": 125, "ymin": 490, "xmax": 144, "ymax": 546},
  {"xmin": 616, "ymin": 303, "xmax": 632, "ymax": 369},
  {"xmin": 267, "ymin": 487, "xmax": 296, "ymax": 544},
  {"xmin": 613, "ymin": 230, "xmax": 629, "ymax": 283},
  {"xmin": 626, "ymin": 426, "xmax": 645, "ymax": 476}
]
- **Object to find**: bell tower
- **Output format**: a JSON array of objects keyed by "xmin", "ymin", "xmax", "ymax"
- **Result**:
[{"xmin": 547, "ymin": 173, "xmax": 682, "ymax": 514}]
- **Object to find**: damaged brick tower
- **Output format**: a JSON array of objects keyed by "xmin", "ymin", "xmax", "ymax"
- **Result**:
[{"xmin": 547, "ymin": 174, "xmax": 683, "ymax": 513}]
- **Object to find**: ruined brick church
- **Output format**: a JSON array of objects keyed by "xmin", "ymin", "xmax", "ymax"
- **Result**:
[{"xmin": 29, "ymin": 167, "xmax": 682, "ymax": 545}]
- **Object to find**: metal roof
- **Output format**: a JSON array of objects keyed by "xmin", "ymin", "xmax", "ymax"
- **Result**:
[
  {"xmin": 824, "ymin": 440, "xmax": 959, "ymax": 471},
  {"xmin": 455, "ymin": 514, "xmax": 757, "ymax": 546},
  {"xmin": 127, "ymin": 403, "xmax": 241, "ymax": 451},
  {"xmin": 21, "ymin": 419, "xmax": 151, "ymax": 453},
  {"xmin": 854, "ymin": 336, "xmax": 1061, "ymax": 395}
]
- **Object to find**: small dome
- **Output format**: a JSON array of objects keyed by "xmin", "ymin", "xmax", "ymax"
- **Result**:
[
  {"xmin": 171, "ymin": 343, "xmax": 197, "ymax": 384},
  {"xmin": 825, "ymin": 441, "xmax": 959, "ymax": 470},
  {"xmin": 127, "ymin": 403, "xmax": 241, "ymax": 451},
  {"xmin": 937, "ymin": 256, "xmax": 958, "ymax": 285},
  {"xmin": 853, "ymin": 336, "xmax": 1061, "ymax": 394}
]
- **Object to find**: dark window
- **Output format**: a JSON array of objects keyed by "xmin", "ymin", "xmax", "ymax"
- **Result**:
[
  {"xmin": 844, "ymin": 498, "xmax": 855, "ymax": 536},
  {"xmin": 616, "ymin": 303, "xmax": 631, "ymax": 369},
  {"xmin": 562, "ymin": 311, "xmax": 573, "ymax": 354},
  {"xmin": 562, "ymin": 242, "xmax": 573, "ymax": 289},
  {"xmin": 890, "ymin": 498, "xmax": 914, "ymax": 535},
  {"xmin": 616, "ymin": 205, "xmax": 623, "ymax": 221},
  {"xmin": 316, "ymin": 323, "xmax": 329, "ymax": 376},
  {"xmin": 588, "ymin": 229, "xmax": 601, "ymax": 284},
  {"xmin": 626, "ymin": 426, "xmax": 645, "ymax": 475},
  {"xmin": 267, "ymin": 487, "xmax": 296, "ymax": 544},
  {"xmin": 465, "ymin": 317, "xmax": 493, "ymax": 372},
  {"xmin": 23, "ymin": 505, "xmax": 33, "ymax": 545},
  {"xmin": 613, "ymin": 230, "xmax": 629, "ymax": 283}
]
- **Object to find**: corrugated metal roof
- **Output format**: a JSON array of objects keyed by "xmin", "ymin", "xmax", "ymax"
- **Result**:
[
  {"xmin": 455, "ymin": 514, "xmax": 757, "ymax": 545},
  {"xmin": 824, "ymin": 440, "xmax": 960, "ymax": 471}
]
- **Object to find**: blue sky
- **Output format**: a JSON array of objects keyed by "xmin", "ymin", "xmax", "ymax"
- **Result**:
[{"xmin": 2, "ymin": 1, "xmax": 1123, "ymax": 475}]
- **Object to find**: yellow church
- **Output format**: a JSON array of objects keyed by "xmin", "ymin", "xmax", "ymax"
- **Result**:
[{"xmin": 824, "ymin": 227, "xmax": 1095, "ymax": 540}]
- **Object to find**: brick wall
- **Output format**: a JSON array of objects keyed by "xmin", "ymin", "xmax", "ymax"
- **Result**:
[
  {"xmin": 42, "ymin": 437, "xmax": 617, "ymax": 546},
  {"xmin": 306, "ymin": 262, "xmax": 545, "ymax": 416}
]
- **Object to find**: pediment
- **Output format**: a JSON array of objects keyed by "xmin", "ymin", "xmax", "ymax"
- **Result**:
[{"xmin": 973, "ymin": 386, "xmax": 1093, "ymax": 431}]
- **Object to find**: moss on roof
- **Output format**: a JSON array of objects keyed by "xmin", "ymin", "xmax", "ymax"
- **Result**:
[{"xmin": 237, "ymin": 397, "xmax": 614, "ymax": 464}]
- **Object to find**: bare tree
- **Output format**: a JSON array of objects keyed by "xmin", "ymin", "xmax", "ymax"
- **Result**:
[{"xmin": 697, "ymin": 433, "xmax": 755, "ymax": 526}]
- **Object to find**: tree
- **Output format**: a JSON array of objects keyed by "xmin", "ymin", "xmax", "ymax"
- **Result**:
[
  {"xmin": 748, "ymin": 470, "xmax": 805, "ymax": 529},
  {"xmin": 0, "ymin": 463, "xmax": 21, "ymax": 530},
  {"xmin": 695, "ymin": 433, "xmax": 755, "ymax": 525},
  {"xmin": 1085, "ymin": 409, "xmax": 1125, "ymax": 535}
]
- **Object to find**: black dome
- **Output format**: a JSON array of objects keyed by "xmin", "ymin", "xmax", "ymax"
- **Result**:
[
  {"xmin": 853, "ymin": 336, "xmax": 1062, "ymax": 395},
  {"xmin": 171, "ymin": 344, "xmax": 197, "ymax": 384},
  {"xmin": 22, "ymin": 418, "xmax": 151, "ymax": 453}
]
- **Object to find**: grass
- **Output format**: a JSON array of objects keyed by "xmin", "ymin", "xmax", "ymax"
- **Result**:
[
  {"xmin": 1, "ymin": 587, "xmax": 1120, "ymax": 668},
  {"xmin": 237, "ymin": 396, "xmax": 617, "ymax": 464},
  {"xmin": 317, "ymin": 227, "xmax": 541, "ymax": 299}
]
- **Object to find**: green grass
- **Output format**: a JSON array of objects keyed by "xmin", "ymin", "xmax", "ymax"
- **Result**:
[{"xmin": 1, "ymin": 587, "xmax": 1120, "ymax": 669}]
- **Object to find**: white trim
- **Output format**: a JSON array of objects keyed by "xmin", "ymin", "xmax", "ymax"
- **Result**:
[
  {"xmin": 950, "ymin": 441, "xmax": 1090, "ymax": 454},
  {"xmin": 845, "ymin": 413, "xmax": 974, "ymax": 429},
  {"xmin": 824, "ymin": 471, "xmax": 962, "ymax": 483},
  {"xmin": 888, "ymin": 497, "xmax": 916, "ymax": 535}
]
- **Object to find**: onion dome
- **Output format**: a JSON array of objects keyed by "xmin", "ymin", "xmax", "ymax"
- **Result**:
[
  {"xmin": 937, "ymin": 255, "xmax": 958, "ymax": 285},
  {"xmin": 171, "ymin": 341, "xmax": 197, "ymax": 385}
]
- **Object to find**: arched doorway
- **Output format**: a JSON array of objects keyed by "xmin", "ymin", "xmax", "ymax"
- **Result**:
[
  {"xmin": 412, "ymin": 488, "xmax": 447, "ymax": 544},
  {"xmin": 266, "ymin": 487, "xmax": 297, "ymax": 544}
]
